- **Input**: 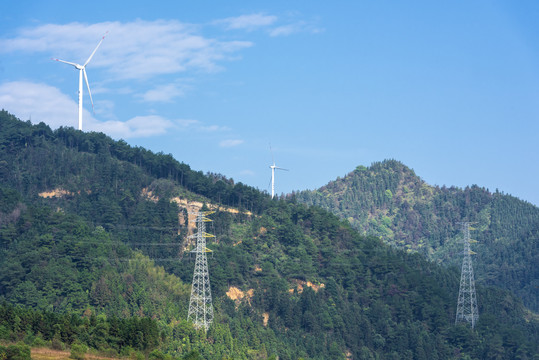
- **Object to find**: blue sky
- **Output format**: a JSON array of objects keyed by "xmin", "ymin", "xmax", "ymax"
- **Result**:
[{"xmin": 1, "ymin": 1, "xmax": 538, "ymax": 205}]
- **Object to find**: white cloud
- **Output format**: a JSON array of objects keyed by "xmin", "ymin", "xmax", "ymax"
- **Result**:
[
  {"xmin": 96, "ymin": 115, "xmax": 175, "ymax": 138},
  {"xmin": 0, "ymin": 81, "xmax": 81, "ymax": 129},
  {"xmin": 139, "ymin": 83, "xmax": 185, "ymax": 102},
  {"xmin": 0, "ymin": 81, "xmax": 173, "ymax": 138},
  {"xmin": 240, "ymin": 169, "xmax": 255, "ymax": 176},
  {"xmin": 0, "ymin": 20, "xmax": 253, "ymax": 80},
  {"xmin": 214, "ymin": 13, "xmax": 322, "ymax": 37},
  {"xmin": 219, "ymin": 139, "xmax": 244, "ymax": 148},
  {"xmin": 199, "ymin": 124, "xmax": 230, "ymax": 132},
  {"xmin": 176, "ymin": 119, "xmax": 199, "ymax": 128},
  {"xmin": 216, "ymin": 14, "xmax": 277, "ymax": 31},
  {"xmin": 171, "ymin": 119, "xmax": 230, "ymax": 133},
  {"xmin": 269, "ymin": 24, "xmax": 299, "ymax": 37},
  {"xmin": 269, "ymin": 21, "xmax": 323, "ymax": 37}
]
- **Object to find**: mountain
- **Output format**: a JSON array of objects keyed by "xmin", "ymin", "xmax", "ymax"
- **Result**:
[
  {"xmin": 295, "ymin": 159, "xmax": 539, "ymax": 312},
  {"xmin": 1, "ymin": 111, "xmax": 538, "ymax": 359}
]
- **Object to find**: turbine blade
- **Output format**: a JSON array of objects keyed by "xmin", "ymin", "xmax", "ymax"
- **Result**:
[
  {"xmin": 52, "ymin": 58, "xmax": 79, "ymax": 67},
  {"xmin": 83, "ymin": 69, "xmax": 94, "ymax": 114},
  {"xmin": 83, "ymin": 31, "xmax": 108, "ymax": 67},
  {"xmin": 276, "ymin": 167, "xmax": 289, "ymax": 171},
  {"xmin": 269, "ymin": 144, "xmax": 275, "ymax": 166}
]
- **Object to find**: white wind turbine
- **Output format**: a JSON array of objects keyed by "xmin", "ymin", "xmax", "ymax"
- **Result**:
[
  {"xmin": 269, "ymin": 146, "xmax": 288, "ymax": 199},
  {"xmin": 53, "ymin": 32, "xmax": 107, "ymax": 131}
]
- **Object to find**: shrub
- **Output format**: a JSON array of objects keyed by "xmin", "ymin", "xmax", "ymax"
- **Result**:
[
  {"xmin": 0, "ymin": 326, "xmax": 10, "ymax": 341},
  {"xmin": 4, "ymin": 343, "xmax": 31, "ymax": 360},
  {"xmin": 70, "ymin": 343, "xmax": 87, "ymax": 360},
  {"xmin": 51, "ymin": 334, "xmax": 65, "ymax": 350}
]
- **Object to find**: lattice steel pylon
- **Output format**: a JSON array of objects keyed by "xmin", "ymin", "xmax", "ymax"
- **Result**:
[
  {"xmin": 455, "ymin": 221, "xmax": 479, "ymax": 328},
  {"xmin": 187, "ymin": 211, "xmax": 215, "ymax": 331}
]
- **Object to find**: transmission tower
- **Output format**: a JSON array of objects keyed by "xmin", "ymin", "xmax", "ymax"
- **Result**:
[
  {"xmin": 455, "ymin": 221, "xmax": 479, "ymax": 328},
  {"xmin": 187, "ymin": 211, "xmax": 215, "ymax": 331}
]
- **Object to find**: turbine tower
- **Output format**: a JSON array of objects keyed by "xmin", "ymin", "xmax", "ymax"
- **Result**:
[
  {"xmin": 53, "ymin": 32, "xmax": 107, "ymax": 131},
  {"xmin": 269, "ymin": 146, "xmax": 288, "ymax": 199},
  {"xmin": 455, "ymin": 221, "xmax": 479, "ymax": 328},
  {"xmin": 187, "ymin": 211, "xmax": 215, "ymax": 331}
]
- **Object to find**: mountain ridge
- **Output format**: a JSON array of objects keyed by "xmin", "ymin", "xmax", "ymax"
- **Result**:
[{"xmin": 295, "ymin": 159, "xmax": 539, "ymax": 312}]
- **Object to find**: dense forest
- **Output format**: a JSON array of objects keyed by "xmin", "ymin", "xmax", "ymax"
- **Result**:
[
  {"xmin": 1, "ymin": 111, "xmax": 538, "ymax": 359},
  {"xmin": 295, "ymin": 160, "xmax": 539, "ymax": 312}
]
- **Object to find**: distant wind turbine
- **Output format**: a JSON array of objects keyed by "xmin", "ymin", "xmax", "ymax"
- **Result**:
[
  {"xmin": 53, "ymin": 32, "xmax": 107, "ymax": 131},
  {"xmin": 269, "ymin": 146, "xmax": 288, "ymax": 199}
]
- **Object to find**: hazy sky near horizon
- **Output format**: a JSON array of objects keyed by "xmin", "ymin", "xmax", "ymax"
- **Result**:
[{"xmin": 1, "ymin": 1, "xmax": 538, "ymax": 205}]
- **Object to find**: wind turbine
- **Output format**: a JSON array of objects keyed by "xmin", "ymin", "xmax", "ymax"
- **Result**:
[
  {"xmin": 53, "ymin": 32, "xmax": 107, "ymax": 131},
  {"xmin": 269, "ymin": 146, "xmax": 288, "ymax": 199}
]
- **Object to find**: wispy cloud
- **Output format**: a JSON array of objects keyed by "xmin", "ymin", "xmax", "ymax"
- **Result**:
[
  {"xmin": 99, "ymin": 115, "xmax": 175, "ymax": 138},
  {"xmin": 176, "ymin": 119, "xmax": 199, "ymax": 128},
  {"xmin": 0, "ymin": 20, "xmax": 253, "ymax": 80},
  {"xmin": 215, "ymin": 14, "xmax": 277, "ymax": 31},
  {"xmin": 219, "ymin": 139, "xmax": 244, "ymax": 148},
  {"xmin": 172, "ymin": 119, "xmax": 231, "ymax": 133},
  {"xmin": 240, "ymin": 169, "xmax": 255, "ymax": 176},
  {"xmin": 269, "ymin": 24, "xmax": 299, "ymax": 37},
  {"xmin": 269, "ymin": 21, "xmax": 324, "ymax": 37},
  {"xmin": 199, "ymin": 124, "xmax": 230, "ymax": 132},
  {"xmin": 214, "ymin": 13, "xmax": 322, "ymax": 37},
  {"xmin": 139, "ymin": 83, "xmax": 186, "ymax": 102}
]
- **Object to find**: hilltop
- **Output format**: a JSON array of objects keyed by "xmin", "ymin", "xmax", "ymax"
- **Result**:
[{"xmin": 295, "ymin": 159, "xmax": 539, "ymax": 312}]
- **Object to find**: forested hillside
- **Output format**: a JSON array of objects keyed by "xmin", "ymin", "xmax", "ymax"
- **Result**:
[
  {"xmin": 295, "ymin": 160, "xmax": 539, "ymax": 312},
  {"xmin": 1, "ymin": 111, "xmax": 538, "ymax": 359}
]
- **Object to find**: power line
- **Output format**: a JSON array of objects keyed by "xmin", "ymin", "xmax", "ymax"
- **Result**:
[{"xmin": 112, "ymin": 224, "xmax": 181, "ymax": 231}]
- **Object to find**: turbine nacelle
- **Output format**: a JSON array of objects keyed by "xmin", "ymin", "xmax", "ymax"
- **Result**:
[{"xmin": 269, "ymin": 146, "xmax": 288, "ymax": 199}]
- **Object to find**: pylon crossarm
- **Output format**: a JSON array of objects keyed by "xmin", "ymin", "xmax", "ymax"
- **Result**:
[{"xmin": 188, "ymin": 210, "xmax": 215, "ymax": 215}]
